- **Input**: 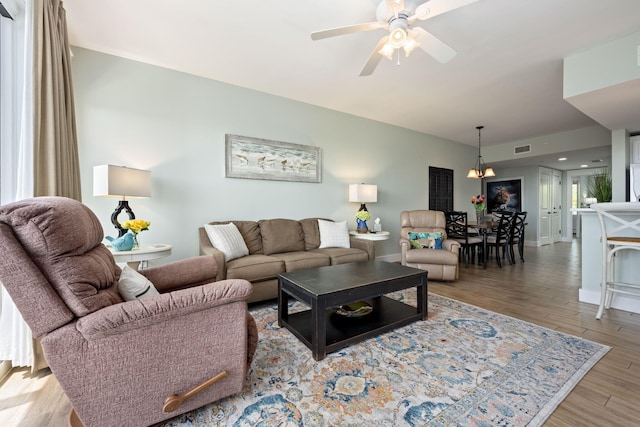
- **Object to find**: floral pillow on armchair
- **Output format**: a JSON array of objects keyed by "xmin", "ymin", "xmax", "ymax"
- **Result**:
[{"xmin": 408, "ymin": 232, "xmax": 443, "ymax": 250}]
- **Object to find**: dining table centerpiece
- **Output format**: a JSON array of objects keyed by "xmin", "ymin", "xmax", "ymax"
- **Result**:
[
  {"xmin": 471, "ymin": 194, "xmax": 486, "ymax": 223},
  {"xmin": 122, "ymin": 219, "xmax": 151, "ymax": 249}
]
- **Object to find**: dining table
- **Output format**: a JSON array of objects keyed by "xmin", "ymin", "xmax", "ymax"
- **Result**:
[{"xmin": 466, "ymin": 220, "xmax": 499, "ymax": 268}]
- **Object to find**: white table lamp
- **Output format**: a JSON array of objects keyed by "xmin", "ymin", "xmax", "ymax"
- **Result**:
[{"xmin": 93, "ymin": 165, "xmax": 151, "ymax": 236}]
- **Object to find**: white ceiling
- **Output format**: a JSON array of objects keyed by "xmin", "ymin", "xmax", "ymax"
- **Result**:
[{"xmin": 64, "ymin": 0, "xmax": 640, "ymax": 167}]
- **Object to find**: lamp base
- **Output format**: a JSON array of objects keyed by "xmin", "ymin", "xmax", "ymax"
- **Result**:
[
  {"xmin": 111, "ymin": 200, "xmax": 135, "ymax": 237},
  {"xmin": 356, "ymin": 204, "xmax": 369, "ymax": 233}
]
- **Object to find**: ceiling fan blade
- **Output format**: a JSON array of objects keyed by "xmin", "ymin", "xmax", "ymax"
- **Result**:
[
  {"xmin": 412, "ymin": 27, "xmax": 457, "ymax": 63},
  {"xmin": 415, "ymin": 0, "xmax": 479, "ymax": 20},
  {"xmin": 311, "ymin": 21, "xmax": 383, "ymax": 41},
  {"xmin": 360, "ymin": 36, "xmax": 389, "ymax": 77}
]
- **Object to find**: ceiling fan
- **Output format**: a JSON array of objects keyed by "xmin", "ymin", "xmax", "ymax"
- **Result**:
[{"xmin": 311, "ymin": 0, "xmax": 479, "ymax": 76}]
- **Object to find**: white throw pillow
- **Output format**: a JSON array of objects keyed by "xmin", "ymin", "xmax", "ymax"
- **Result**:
[
  {"xmin": 318, "ymin": 219, "xmax": 351, "ymax": 249},
  {"xmin": 118, "ymin": 265, "xmax": 160, "ymax": 301},
  {"xmin": 204, "ymin": 222, "xmax": 249, "ymax": 261}
]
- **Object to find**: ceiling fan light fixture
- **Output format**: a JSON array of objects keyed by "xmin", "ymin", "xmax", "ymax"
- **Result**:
[
  {"xmin": 379, "ymin": 41, "xmax": 395, "ymax": 60},
  {"xmin": 311, "ymin": 0, "xmax": 477, "ymax": 76},
  {"xmin": 389, "ymin": 27, "xmax": 407, "ymax": 48},
  {"xmin": 403, "ymin": 35, "xmax": 419, "ymax": 56}
]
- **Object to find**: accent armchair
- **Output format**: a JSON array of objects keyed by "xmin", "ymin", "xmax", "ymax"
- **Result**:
[
  {"xmin": 400, "ymin": 210, "xmax": 460, "ymax": 281},
  {"xmin": 0, "ymin": 197, "xmax": 258, "ymax": 427}
]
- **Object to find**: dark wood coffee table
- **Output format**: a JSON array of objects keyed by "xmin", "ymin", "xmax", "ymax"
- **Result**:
[{"xmin": 278, "ymin": 260, "xmax": 428, "ymax": 361}]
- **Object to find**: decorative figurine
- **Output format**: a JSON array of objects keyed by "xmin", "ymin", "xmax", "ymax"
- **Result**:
[{"xmin": 106, "ymin": 232, "xmax": 135, "ymax": 251}]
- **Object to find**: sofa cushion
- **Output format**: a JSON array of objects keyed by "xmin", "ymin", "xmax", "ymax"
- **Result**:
[
  {"xmin": 233, "ymin": 221, "xmax": 263, "ymax": 254},
  {"xmin": 259, "ymin": 219, "xmax": 305, "ymax": 255},
  {"xmin": 271, "ymin": 251, "xmax": 330, "ymax": 272},
  {"xmin": 208, "ymin": 221, "xmax": 262, "ymax": 255},
  {"xmin": 225, "ymin": 254, "xmax": 285, "ymax": 282},
  {"xmin": 311, "ymin": 248, "xmax": 369, "ymax": 265},
  {"xmin": 300, "ymin": 218, "xmax": 328, "ymax": 250},
  {"xmin": 204, "ymin": 223, "xmax": 250, "ymax": 261},
  {"xmin": 118, "ymin": 265, "xmax": 160, "ymax": 301},
  {"xmin": 318, "ymin": 219, "xmax": 350, "ymax": 249}
]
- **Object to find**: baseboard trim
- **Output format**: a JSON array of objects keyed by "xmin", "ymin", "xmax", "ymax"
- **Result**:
[{"xmin": 579, "ymin": 288, "xmax": 640, "ymax": 315}]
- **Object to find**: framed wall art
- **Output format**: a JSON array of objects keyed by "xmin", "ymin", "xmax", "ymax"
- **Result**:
[
  {"xmin": 225, "ymin": 134, "xmax": 321, "ymax": 183},
  {"xmin": 485, "ymin": 177, "xmax": 523, "ymax": 213}
]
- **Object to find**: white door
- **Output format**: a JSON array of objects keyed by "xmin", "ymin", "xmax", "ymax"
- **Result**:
[
  {"xmin": 539, "ymin": 168, "xmax": 551, "ymax": 246},
  {"xmin": 551, "ymin": 170, "xmax": 562, "ymax": 243}
]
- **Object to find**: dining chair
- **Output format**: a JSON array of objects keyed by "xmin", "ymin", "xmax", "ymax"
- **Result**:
[
  {"xmin": 486, "ymin": 211, "xmax": 515, "ymax": 268},
  {"xmin": 444, "ymin": 211, "xmax": 483, "ymax": 267},
  {"xmin": 508, "ymin": 211, "xmax": 527, "ymax": 263},
  {"xmin": 591, "ymin": 202, "xmax": 640, "ymax": 319}
]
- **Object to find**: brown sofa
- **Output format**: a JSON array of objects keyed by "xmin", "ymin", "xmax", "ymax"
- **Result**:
[{"xmin": 199, "ymin": 218, "xmax": 375, "ymax": 303}]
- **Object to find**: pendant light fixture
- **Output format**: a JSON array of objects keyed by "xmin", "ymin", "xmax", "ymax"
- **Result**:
[{"xmin": 467, "ymin": 125, "xmax": 495, "ymax": 179}]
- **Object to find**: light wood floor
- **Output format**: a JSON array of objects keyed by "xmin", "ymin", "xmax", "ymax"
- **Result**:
[{"xmin": 1, "ymin": 240, "xmax": 639, "ymax": 426}]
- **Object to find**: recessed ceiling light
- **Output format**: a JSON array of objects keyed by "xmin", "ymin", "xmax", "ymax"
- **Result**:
[
  {"xmin": 580, "ymin": 164, "xmax": 589, "ymax": 168},
  {"xmin": 558, "ymin": 157, "xmax": 567, "ymax": 161}
]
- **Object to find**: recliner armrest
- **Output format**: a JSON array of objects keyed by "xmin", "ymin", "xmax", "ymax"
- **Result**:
[
  {"xmin": 442, "ymin": 239, "xmax": 461, "ymax": 252},
  {"xmin": 76, "ymin": 279, "xmax": 252, "ymax": 340},
  {"xmin": 139, "ymin": 256, "xmax": 219, "ymax": 293}
]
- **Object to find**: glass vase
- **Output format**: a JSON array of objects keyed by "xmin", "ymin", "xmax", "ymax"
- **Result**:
[
  {"xmin": 475, "ymin": 210, "xmax": 483, "ymax": 223},
  {"xmin": 132, "ymin": 232, "xmax": 139, "ymax": 249}
]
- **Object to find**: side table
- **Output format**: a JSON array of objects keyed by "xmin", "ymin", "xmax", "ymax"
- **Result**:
[
  {"xmin": 349, "ymin": 231, "xmax": 390, "ymax": 241},
  {"xmin": 108, "ymin": 244, "xmax": 173, "ymax": 270}
]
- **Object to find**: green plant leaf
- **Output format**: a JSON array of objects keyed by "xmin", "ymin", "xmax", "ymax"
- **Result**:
[{"xmin": 587, "ymin": 168, "xmax": 612, "ymax": 202}]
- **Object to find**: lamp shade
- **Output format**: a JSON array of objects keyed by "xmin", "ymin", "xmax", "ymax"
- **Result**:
[
  {"xmin": 349, "ymin": 184, "xmax": 377, "ymax": 203},
  {"xmin": 93, "ymin": 165, "xmax": 151, "ymax": 198}
]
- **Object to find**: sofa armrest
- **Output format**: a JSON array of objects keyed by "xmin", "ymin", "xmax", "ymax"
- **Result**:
[
  {"xmin": 139, "ymin": 256, "xmax": 219, "ymax": 293},
  {"xmin": 199, "ymin": 227, "xmax": 227, "ymax": 281},
  {"xmin": 76, "ymin": 279, "xmax": 252, "ymax": 340},
  {"xmin": 349, "ymin": 236, "xmax": 376, "ymax": 260}
]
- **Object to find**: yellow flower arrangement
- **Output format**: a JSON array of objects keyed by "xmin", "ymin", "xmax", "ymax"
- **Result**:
[
  {"xmin": 355, "ymin": 210, "xmax": 371, "ymax": 221},
  {"xmin": 122, "ymin": 219, "xmax": 150, "ymax": 234}
]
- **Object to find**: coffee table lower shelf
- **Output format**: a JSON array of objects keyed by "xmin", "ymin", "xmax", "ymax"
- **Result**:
[{"xmin": 281, "ymin": 296, "xmax": 421, "ymax": 358}]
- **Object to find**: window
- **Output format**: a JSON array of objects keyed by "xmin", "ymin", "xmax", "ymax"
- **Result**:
[{"xmin": 428, "ymin": 167, "xmax": 453, "ymax": 211}]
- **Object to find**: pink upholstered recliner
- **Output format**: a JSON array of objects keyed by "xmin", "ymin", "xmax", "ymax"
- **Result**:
[{"xmin": 0, "ymin": 197, "xmax": 258, "ymax": 427}]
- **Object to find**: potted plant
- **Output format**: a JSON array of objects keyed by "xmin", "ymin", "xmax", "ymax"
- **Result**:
[{"xmin": 587, "ymin": 169, "xmax": 612, "ymax": 203}]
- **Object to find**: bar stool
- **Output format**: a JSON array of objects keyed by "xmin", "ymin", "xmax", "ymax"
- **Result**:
[{"xmin": 591, "ymin": 202, "xmax": 640, "ymax": 319}]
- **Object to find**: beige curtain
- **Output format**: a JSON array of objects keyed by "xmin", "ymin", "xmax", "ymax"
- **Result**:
[
  {"xmin": 33, "ymin": 0, "xmax": 81, "ymax": 200},
  {"xmin": 30, "ymin": 0, "xmax": 80, "ymax": 372}
]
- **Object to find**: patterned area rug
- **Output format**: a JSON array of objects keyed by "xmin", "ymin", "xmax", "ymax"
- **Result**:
[{"xmin": 162, "ymin": 291, "xmax": 609, "ymax": 426}]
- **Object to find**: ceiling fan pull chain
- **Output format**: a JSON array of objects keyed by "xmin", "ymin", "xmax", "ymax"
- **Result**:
[{"xmin": 396, "ymin": 49, "xmax": 401, "ymax": 66}]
